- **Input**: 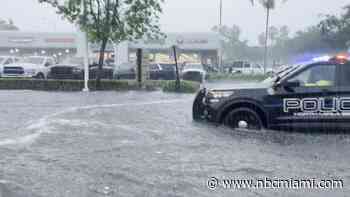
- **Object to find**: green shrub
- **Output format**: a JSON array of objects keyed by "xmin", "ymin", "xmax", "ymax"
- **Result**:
[
  {"xmin": 162, "ymin": 80, "xmax": 200, "ymax": 93},
  {"xmin": 0, "ymin": 79, "xmax": 137, "ymax": 91},
  {"xmin": 0, "ymin": 78, "xmax": 200, "ymax": 93}
]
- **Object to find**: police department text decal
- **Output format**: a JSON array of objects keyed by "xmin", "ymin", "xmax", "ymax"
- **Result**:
[{"xmin": 284, "ymin": 98, "xmax": 350, "ymax": 116}]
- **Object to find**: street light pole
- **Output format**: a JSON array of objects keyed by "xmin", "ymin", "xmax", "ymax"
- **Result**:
[
  {"xmin": 218, "ymin": 0, "xmax": 223, "ymax": 73},
  {"xmin": 81, "ymin": 0, "xmax": 90, "ymax": 92},
  {"xmin": 263, "ymin": 7, "xmax": 270, "ymax": 75},
  {"xmin": 109, "ymin": 39, "xmax": 118, "ymax": 67}
]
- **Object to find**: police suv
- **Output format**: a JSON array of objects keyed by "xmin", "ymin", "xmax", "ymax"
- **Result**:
[{"xmin": 193, "ymin": 55, "xmax": 350, "ymax": 130}]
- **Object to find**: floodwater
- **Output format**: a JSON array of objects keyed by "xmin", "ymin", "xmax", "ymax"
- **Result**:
[{"xmin": 0, "ymin": 81, "xmax": 349, "ymax": 197}]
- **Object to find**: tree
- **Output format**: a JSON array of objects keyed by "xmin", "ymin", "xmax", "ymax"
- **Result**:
[
  {"xmin": 38, "ymin": 0, "xmax": 164, "ymax": 89},
  {"xmin": 250, "ymin": 0, "xmax": 288, "ymax": 73},
  {"xmin": 258, "ymin": 25, "xmax": 289, "ymax": 46},
  {"xmin": 0, "ymin": 18, "xmax": 19, "ymax": 31},
  {"xmin": 212, "ymin": 25, "xmax": 249, "ymax": 61},
  {"xmin": 318, "ymin": 4, "xmax": 350, "ymax": 49}
]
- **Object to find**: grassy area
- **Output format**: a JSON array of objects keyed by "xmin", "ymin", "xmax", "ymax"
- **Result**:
[
  {"xmin": 207, "ymin": 73, "xmax": 269, "ymax": 82},
  {"xmin": 0, "ymin": 78, "xmax": 200, "ymax": 93},
  {"xmin": 162, "ymin": 80, "xmax": 201, "ymax": 93}
]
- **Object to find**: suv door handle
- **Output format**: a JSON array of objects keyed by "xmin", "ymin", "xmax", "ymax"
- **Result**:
[{"xmin": 321, "ymin": 89, "xmax": 331, "ymax": 94}]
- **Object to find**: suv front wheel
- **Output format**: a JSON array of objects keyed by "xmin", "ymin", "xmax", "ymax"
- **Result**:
[{"xmin": 224, "ymin": 107, "xmax": 263, "ymax": 130}]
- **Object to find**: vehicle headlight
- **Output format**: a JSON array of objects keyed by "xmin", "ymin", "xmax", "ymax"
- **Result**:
[
  {"xmin": 207, "ymin": 90, "xmax": 234, "ymax": 100},
  {"xmin": 25, "ymin": 69, "xmax": 36, "ymax": 75}
]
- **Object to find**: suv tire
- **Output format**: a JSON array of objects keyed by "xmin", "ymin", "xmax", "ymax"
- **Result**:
[{"xmin": 224, "ymin": 107, "xmax": 263, "ymax": 130}]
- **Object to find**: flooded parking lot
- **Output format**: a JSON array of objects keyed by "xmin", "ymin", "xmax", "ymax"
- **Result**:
[{"xmin": 0, "ymin": 82, "xmax": 350, "ymax": 197}]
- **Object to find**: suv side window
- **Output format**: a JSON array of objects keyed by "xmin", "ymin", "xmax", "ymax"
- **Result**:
[
  {"xmin": 45, "ymin": 59, "xmax": 54, "ymax": 67},
  {"xmin": 287, "ymin": 64, "xmax": 336, "ymax": 87},
  {"xmin": 4, "ymin": 58, "xmax": 13, "ymax": 65},
  {"xmin": 339, "ymin": 63, "xmax": 350, "ymax": 87},
  {"xmin": 149, "ymin": 64, "xmax": 159, "ymax": 71}
]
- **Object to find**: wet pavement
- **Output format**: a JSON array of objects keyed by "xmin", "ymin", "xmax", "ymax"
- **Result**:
[{"xmin": 0, "ymin": 81, "xmax": 350, "ymax": 197}]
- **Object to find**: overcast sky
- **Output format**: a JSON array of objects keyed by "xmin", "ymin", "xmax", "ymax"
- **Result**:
[{"xmin": 0, "ymin": 0, "xmax": 349, "ymax": 45}]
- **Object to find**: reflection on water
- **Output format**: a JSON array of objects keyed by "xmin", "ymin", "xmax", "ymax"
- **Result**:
[{"xmin": 0, "ymin": 88, "xmax": 349, "ymax": 196}]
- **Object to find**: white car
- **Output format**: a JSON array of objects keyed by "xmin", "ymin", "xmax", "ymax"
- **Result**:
[
  {"xmin": 181, "ymin": 63, "xmax": 207, "ymax": 83},
  {"xmin": 231, "ymin": 61, "xmax": 274, "ymax": 75},
  {"xmin": 2, "ymin": 56, "xmax": 55, "ymax": 79},
  {"xmin": 0, "ymin": 56, "xmax": 21, "ymax": 74}
]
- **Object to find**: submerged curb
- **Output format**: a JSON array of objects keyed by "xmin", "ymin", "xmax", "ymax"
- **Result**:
[{"xmin": 0, "ymin": 78, "xmax": 200, "ymax": 93}]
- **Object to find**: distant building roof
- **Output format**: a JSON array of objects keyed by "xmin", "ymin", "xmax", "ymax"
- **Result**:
[
  {"xmin": 0, "ymin": 31, "xmax": 77, "ymax": 49},
  {"xmin": 0, "ymin": 31, "xmax": 219, "ymax": 51},
  {"xmin": 128, "ymin": 32, "xmax": 220, "ymax": 51}
]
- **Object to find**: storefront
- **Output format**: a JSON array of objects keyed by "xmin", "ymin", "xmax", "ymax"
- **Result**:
[{"xmin": 0, "ymin": 31, "xmax": 219, "ymax": 65}]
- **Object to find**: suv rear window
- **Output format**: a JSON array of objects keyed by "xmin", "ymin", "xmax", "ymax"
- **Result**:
[{"xmin": 160, "ymin": 64, "xmax": 175, "ymax": 70}]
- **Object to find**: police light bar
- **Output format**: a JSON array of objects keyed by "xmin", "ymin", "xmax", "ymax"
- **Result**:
[
  {"xmin": 312, "ymin": 55, "xmax": 331, "ymax": 62},
  {"xmin": 329, "ymin": 54, "xmax": 349, "ymax": 64}
]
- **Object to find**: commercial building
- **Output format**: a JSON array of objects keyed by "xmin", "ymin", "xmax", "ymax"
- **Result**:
[{"xmin": 0, "ymin": 31, "xmax": 219, "ymax": 65}]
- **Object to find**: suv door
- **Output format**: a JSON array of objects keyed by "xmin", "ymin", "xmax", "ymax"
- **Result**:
[
  {"xmin": 335, "ymin": 62, "xmax": 350, "ymax": 128},
  {"xmin": 269, "ymin": 63, "xmax": 339, "ymax": 128}
]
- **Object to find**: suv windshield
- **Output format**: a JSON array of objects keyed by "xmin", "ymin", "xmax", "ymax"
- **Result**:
[
  {"xmin": 263, "ymin": 64, "xmax": 303, "ymax": 85},
  {"xmin": 184, "ymin": 64, "xmax": 203, "ymax": 70}
]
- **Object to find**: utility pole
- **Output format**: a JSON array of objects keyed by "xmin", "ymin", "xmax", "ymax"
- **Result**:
[
  {"xmin": 218, "ymin": 0, "xmax": 223, "ymax": 73},
  {"xmin": 81, "ymin": 0, "xmax": 89, "ymax": 92},
  {"xmin": 172, "ymin": 46, "xmax": 181, "ymax": 91},
  {"xmin": 109, "ymin": 39, "xmax": 118, "ymax": 70},
  {"xmin": 136, "ymin": 49, "xmax": 143, "ymax": 88},
  {"xmin": 263, "ymin": 7, "xmax": 270, "ymax": 75}
]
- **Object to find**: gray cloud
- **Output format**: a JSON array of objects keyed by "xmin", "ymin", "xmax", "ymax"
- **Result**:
[{"xmin": 0, "ymin": 0, "xmax": 349, "ymax": 45}]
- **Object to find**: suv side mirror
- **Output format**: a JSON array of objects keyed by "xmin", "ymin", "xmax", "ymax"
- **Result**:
[
  {"xmin": 283, "ymin": 81, "xmax": 300, "ymax": 88},
  {"xmin": 45, "ymin": 62, "xmax": 50, "ymax": 67},
  {"xmin": 274, "ymin": 80, "xmax": 300, "ymax": 91}
]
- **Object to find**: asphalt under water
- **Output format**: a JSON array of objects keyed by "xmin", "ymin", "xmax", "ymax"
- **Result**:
[{"xmin": 0, "ymin": 84, "xmax": 349, "ymax": 197}]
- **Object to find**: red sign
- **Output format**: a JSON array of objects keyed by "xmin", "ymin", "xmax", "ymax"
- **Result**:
[{"xmin": 45, "ymin": 38, "xmax": 75, "ymax": 43}]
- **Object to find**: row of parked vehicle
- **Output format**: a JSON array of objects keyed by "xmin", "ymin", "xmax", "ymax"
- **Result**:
[
  {"xmin": 0, "ymin": 55, "xmax": 207, "ymax": 82},
  {"xmin": 0, "ymin": 56, "xmax": 114, "ymax": 80},
  {"xmin": 115, "ymin": 62, "xmax": 207, "ymax": 82},
  {"xmin": 224, "ymin": 61, "xmax": 275, "ymax": 75}
]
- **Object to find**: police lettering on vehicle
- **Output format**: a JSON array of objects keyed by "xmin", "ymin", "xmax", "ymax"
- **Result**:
[{"xmin": 284, "ymin": 98, "xmax": 350, "ymax": 115}]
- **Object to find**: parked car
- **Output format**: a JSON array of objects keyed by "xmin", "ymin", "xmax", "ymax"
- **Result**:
[
  {"xmin": 89, "ymin": 64, "xmax": 114, "ymax": 80},
  {"xmin": 181, "ymin": 63, "xmax": 206, "ymax": 83},
  {"xmin": 229, "ymin": 61, "xmax": 275, "ymax": 75},
  {"xmin": 0, "ymin": 56, "xmax": 21, "ymax": 75},
  {"xmin": 114, "ymin": 62, "xmax": 136, "ymax": 80},
  {"xmin": 48, "ymin": 57, "xmax": 114, "ymax": 80},
  {"xmin": 148, "ymin": 63, "xmax": 176, "ymax": 80},
  {"xmin": 48, "ymin": 58, "xmax": 84, "ymax": 80},
  {"xmin": 2, "ymin": 56, "xmax": 55, "ymax": 79},
  {"xmin": 203, "ymin": 64, "xmax": 219, "ymax": 73},
  {"xmin": 193, "ymin": 55, "xmax": 350, "ymax": 131}
]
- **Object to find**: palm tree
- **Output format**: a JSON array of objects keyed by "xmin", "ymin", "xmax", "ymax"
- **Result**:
[{"xmin": 250, "ymin": 0, "xmax": 287, "ymax": 73}]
